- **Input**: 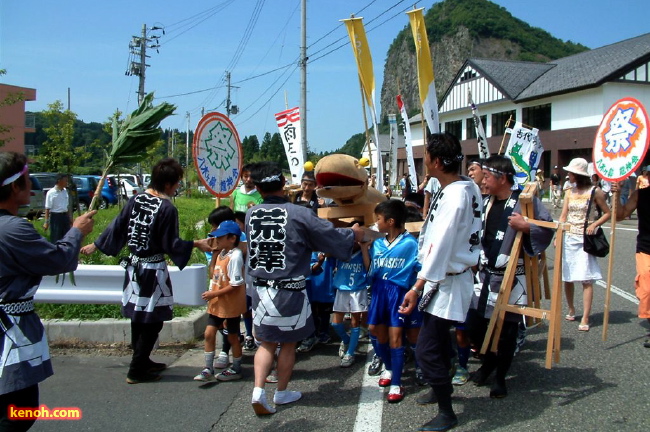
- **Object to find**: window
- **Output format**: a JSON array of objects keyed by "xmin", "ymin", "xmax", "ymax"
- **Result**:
[
  {"xmin": 445, "ymin": 120, "xmax": 462, "ymax": 139},
  {"xmin": 459, "ymin": 69, "xmax": 477, "ymax": 82},
  {"xmin": 492, "ymin": 110, "xmax": 516, "ymax": 136},
  {"xmin": 522, "ymin": 104, "xmax": 551, "ymax": 131},
  {"xmin": 466, "ymin": 116, "xmax": 487, "ymax": 140}
]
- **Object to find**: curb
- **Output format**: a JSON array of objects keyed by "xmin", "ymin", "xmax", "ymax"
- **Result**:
[{"xmin": 43, "ymin": 309, "xmax": 208, "ymax": 344}]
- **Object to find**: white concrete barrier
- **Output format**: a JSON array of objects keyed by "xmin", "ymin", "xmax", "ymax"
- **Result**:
[{"xmin": 36, "ymin": 264, "xmax": 208, "ymax": 306}]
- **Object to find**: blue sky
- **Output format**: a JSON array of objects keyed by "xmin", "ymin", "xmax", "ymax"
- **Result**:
[{"xmin": 1, "ymin": 0, "xmax": 648, "ymax": 154}]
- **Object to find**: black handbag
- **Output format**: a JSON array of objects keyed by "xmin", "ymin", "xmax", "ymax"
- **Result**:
[{"xmin": 583, "ymin": 187, "xmax": 609, "ymax": 257}]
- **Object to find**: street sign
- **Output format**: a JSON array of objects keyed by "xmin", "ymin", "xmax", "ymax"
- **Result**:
[
  {"xmin": 193, "ymin": 112, "xmax": 242, "ymax": 198},
  {"xmin": 593, "ymin": 97, "xmax": 650, "ymax": 181}
]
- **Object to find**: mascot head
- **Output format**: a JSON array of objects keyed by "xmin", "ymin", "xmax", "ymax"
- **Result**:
[{"xmin": 314, "ymin": 154, "xmax": 386, "ymax": 206}]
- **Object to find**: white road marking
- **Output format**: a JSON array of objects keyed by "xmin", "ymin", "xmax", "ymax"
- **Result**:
[
  {"xmin": 353, "ymin": 349, "xmax": 384, "ymax": 432},
  {"xmin": 610, "ymin": 227, "xmax": 638, "ymax": 232},
  {"xmin": 596, "ymin": 280, "xmax": 639, "ymax": 304},
  {"xmin": 350, "ymin": 270, "xmax": 639, "ymax": 431}
]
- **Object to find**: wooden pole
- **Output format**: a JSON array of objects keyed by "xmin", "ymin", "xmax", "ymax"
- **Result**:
[
  {"xmin": 358, "ymin": 76, "xmax": 372, "ymax": 170},
  {"xmin": 602, "ymin": 199, "xmax": 617, "ymax": 341},
  {"xmin": 498, "ymin": 115, "xmax": 513, "ymax": 155}
]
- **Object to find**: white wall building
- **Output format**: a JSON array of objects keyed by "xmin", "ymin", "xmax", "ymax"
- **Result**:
[{"xmin": 398, "ymin": 32, "xmax": 650, "ymax": 179}]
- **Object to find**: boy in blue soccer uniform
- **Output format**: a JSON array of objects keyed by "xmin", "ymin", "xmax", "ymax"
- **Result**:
[
  {"xmin": 362, "ymin": 199, "xmax": 421, "ymax": 403},
  {"xmin": 297, "ymin": 252, "xmax": 336, "ymax": 352},
  {"xmin": 332, "ymin": 242, "xmax": 369, "ymax": 367}
]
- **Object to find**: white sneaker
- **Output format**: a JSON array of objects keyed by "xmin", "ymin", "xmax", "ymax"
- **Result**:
[
  {"xmin": 339, "ymin": 342, "xmax": 348, "ymax": 359},
  {"xmin": 273, "ymin": 390, "xmax": 302, "ymax": 405},
  {"xmin": 251, "ymin": 388, "xmax": 276, "ymax": 415},
  {"xmin": 214, "ymin": 352, "xmax": 229, "ymax": 369},
  {"xmin": 340, "ymin": 354, "xmax": 355, "ymax": 368},
  {"xmin": 193, "ymin": 368, "xmax": 215, "ymax": 382}
]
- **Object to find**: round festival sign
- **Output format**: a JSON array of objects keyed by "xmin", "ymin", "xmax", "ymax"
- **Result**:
[
  {"xmin": 193, "ymin": 112, "xmax": 243, "ymax": 197},
  {"xmin": 593, "ymin": 97, "xmax": 650, "ymax": 181}
]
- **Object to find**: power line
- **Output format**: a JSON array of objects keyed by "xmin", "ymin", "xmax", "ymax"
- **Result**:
[
  {"xmin": 159, "ymin": 1, "xmax": 236, "ymax": 46},
  {"xmin": 309, "ymin": 2, "xmax": 411, "ymax": 64},
  {"xmin": 157, "ymin": 85, "xmax": 226, "ymax": 99},
  {"xmin": 241, "ymin": 1, "xmax": 300, "ymax": 82},
  {"xmin": 237, "ymin": 64, "xmax": 299, "ymax": 125},
  {"xmin": 307, "ymin": 0, "xmax": 379, "ymax": 49},
  {"xmin": 158, "ymin": 1, "xmax": 411, "ymax": 125},
  {"xmin": 236, "ymin": 64, "xmax": 297, "ymax": 117},
  {"xmin": 193, "ymin": 0, "xmax": 266, "ymax": 113}
]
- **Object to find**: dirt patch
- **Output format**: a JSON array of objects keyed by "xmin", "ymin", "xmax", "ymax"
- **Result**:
[{"xmin": 49, "ymin": 339, "xmax": 200, "ymax": 357}]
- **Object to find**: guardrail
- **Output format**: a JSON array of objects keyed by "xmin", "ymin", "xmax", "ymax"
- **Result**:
[{"xmin": 36, "ymin": 264, "xmax": 208, "ymax": 306}]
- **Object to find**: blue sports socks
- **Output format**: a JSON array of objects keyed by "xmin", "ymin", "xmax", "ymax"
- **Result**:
[
  {"xmin": 376, "ymin": 342, "xmax": 392, "ymax": 371},
  {"xmin": 390, "ymin": 346, "xmax": 405, "ymax": 386},
  {"xmin": 332, "ymin": 323, "xmax": 350, "ymax": 345},
  {"xmin": 348, "ymin": 327, "xmax": 361, "ymax": 356}
]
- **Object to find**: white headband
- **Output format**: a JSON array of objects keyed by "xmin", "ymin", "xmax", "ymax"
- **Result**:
[{"xmin": 1, "ymin": 164, "xmax": 28, "ymax": 186}]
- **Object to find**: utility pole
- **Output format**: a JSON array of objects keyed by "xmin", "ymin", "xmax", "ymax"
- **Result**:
[
  {"xmin": 186, "ymin": 112, "xmax": 190, "ymax": 170},
  {"xmin": 137, "ymin": 24, "xmax": 146, "ymax": 104},
  {"xmin": 126, "ymin": 24, "xmax": 162, "ymax": 104},
  {"xmin": 186, "ymin": 112, "xmax": 191, "ymax": 196},
  {"xmin": 300, "ymin": 0, "xmax": 308, "ymax": 160},
  {"xmin": 225, "ymin": 71, "xmax": 239, "ymax": 117}
]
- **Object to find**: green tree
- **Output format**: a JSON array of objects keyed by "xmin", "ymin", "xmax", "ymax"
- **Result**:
[
  {"xmin": 338, "ymin": 133, "xmax": 366, "ymax": 158},
  {"xmin": 259, "ymin": 132, "xmax": 288, "ymax": 169},
  {"xmin": 0, "ymin": 69, "xmax": 25, "ymax": 148},
  {"xmin": 241, "ymin": 134, "xmax": 260, "ymax": 163},
  {"xmin": 39, "ymin": 100, "xmax": 84, "ymax": 173}
]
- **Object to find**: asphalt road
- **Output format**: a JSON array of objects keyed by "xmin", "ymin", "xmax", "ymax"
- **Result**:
[{"xmin": 31, "ymin": 205, "xmax": 649, "ymax": 432}]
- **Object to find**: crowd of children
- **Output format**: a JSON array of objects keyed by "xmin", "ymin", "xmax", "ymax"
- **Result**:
[{"xmin": 188, "ymin": 150, "xmax": 553, "ymax": 432}]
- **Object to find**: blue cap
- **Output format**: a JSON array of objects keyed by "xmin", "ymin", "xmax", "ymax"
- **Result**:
[{"xmin": 210, "ymin": 220, "xmax": 241, "ymax": 238}]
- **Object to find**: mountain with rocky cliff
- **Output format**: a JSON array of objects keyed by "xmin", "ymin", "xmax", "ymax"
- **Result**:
[{"xmin": 379, "ymin": 0, "xmax": 588, "ymax": 122}]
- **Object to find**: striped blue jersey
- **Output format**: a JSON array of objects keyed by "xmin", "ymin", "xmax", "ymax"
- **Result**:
[
  {"xmin": 369, "ymin": 231, "xmax": 420, "ymax": 289},
  {"xmin": 333, "ymin": 251, "xmax": 368, "ymax": 291}
]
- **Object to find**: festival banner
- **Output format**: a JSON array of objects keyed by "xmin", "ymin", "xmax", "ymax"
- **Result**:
[
  {"xmin": 593, "ymin": 97, "xmax": 650, "ymax": 181},
  {"xmin": 342, "ymin": 16, "xmax": 383, "ymax": 192},
  {"xmin": 406, "ymin": 7, "xmax": 440, "ymax": 134},
  {"xmin": 275, "ymin": 107, "xmax": 305, "ymax": 185},
  {"xmin": 342, "ymin": 17, "xmax": 375, "ymax": 111},
  {"xmin": 388, "ymin": 113, "xmax": 399, "ymax": 188},
  {"xmin": 504, "ymin": 122, "xmax": 543, "ymax": 190},
  {"xmin": 468, "ymin": 88, "xmax": 490, "ymax": 159},
  {"xmin": 193, "ymin": 112, "xmax": 242, "ymax": 198},
  {"xmin": 397, "ymin": 95, "xmax": 418, "ymax": 185}
]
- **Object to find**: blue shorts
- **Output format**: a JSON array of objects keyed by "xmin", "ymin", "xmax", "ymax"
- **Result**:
[{"xmin": 367, "ymin": 279, "xmax": 422, "ymax": 328}]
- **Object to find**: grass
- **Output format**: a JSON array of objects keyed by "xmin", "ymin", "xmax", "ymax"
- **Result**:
[{"xmin": 34, "ymin": 195, "xmax": 224, "ymax": 320}]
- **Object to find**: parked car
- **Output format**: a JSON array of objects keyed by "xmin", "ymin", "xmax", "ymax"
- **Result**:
[
  {"xmin": 17, "ymin": 175, "xmax": 45, "ymax": 219},
  {"xmin": 108, "ymin": 174, "xmax": 142, "ymax": 189},
  {"xmin": 141, "ymin": 173, "xmax": 151, "ymax": 187},
  {"xmin": 94, "ymin": 176, "xmax": 119, "ymax": 207},
  {"xmin": 117, "ymin": 178, "xmax": 144, "ymax": 200},
  {"xmin": 30, "ymin": 172, "xmax": 58, "ymax": 194},
  {"xmin": 71, "ymin": 175, "xmax": 121, "ymax": 210}
]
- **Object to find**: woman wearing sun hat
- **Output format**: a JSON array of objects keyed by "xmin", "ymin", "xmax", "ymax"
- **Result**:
[{"xmin": 558, "ymin": 158, "xmax": 611, "ymax": 331}]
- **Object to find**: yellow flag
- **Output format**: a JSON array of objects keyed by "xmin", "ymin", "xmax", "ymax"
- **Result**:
[
  {"xmin": 407, "ymin": 8, "xmax": 439, "ymax": 133},
  {"xmin": 342, "ymin": 17, "xmax": 375, "ymax": 109}
]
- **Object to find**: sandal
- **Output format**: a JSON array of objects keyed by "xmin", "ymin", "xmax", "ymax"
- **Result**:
[
  {"xmin": 565, "ymin": 314, "xmax": 576, "ymax": 321},
  {"xmin": 578, "ymin": 324, "xmax": 590, "ymax": 332}
]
